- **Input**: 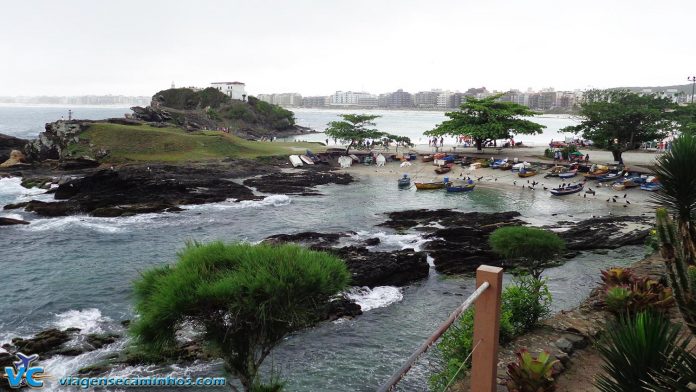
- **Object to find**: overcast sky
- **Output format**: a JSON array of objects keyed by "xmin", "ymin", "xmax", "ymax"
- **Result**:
[{"xmin": 2, "ymin": 0, "xmax": 695, "ymax": 97}]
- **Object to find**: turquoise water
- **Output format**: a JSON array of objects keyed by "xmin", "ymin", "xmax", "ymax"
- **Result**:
[{"xmin": 0, "ymin": 106, "xmax": 641, "ymax": 391}]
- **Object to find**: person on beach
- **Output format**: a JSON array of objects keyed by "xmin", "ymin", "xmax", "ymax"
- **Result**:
[
  {"xmin": 585, "ymin": 154, "xmax": 589, "ymax": 163},
  {"xmin": 439, "ymin": 137, "xmax": 444, "ymax": 147}
]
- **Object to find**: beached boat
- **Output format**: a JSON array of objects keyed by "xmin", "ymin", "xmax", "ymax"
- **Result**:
[
  {"xmin": 550, "ymin": 183, "xmax": 584, "ymax": 196},
  {"xmin": 306, "ymin": 150, "xmax": 321, "ymax": 163},
  {"xmin": 289, "ymin": 155, "xmax": 303, "ymax": 167},
  {"xmin": 518, "ymin": 169, "xmax": 538, "ymax": 178},
  {"xmin": 435, "ymin": 166, "xmax": 452, "ymax": 174},
  {"xmin": 349, "ymin": 154, "xmax": 360, "ymax": 163},
  {"xmin": 421, "ymin": 155, "xmax": 434, "ymax": 162},
  {"xmin": 398, "ymin": 175, "xmax": 411, "ymax": 188},
  {"xmin": 446, "ymin": 182, "xmax": 475, "ymax": 192},
  {"xmin": 583, "ymin": 165, "xmax": 609, "ymax": 179},
  {"xmin": 640, "ymin": 182, "xmax": 662, "ymax": 192},
  {"xmin": 612, "ymin": 176, "xmax": 645, "ymax": 191},
  {"xmin": 415, "ymin": 182, "xmax": 446, "ymax": 190},
  {"xmin": 499, "ymin": 162, "xmax": 513, "ymax": 170},
  {"xmin": 512, "ymin": 162, "xmax": 531, "ymax": 172},
  {"xmin": 597, "ymin": 171, "xmax": 624, "ymax": 183},
  {"xmin": 490, "ymin": 159, "xmax": 507, "ymax": 169},
  {"xmin": 558, "ymin": 170, "xmax": 577, "ymax": 179},
  {"xmin": 300, "ymin": 155, "xmax": 315, "ymax": 165}
]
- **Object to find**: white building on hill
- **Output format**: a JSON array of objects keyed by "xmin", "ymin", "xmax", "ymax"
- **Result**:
[{"xmin": 210, "ymin": 82, "xmax": 247, "ymax": 100}]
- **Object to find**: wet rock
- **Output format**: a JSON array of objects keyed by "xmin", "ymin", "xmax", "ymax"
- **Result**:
[
  {"xmin": 85, "ymin": 333, "xmax": 120, "ymax": 349},
  {"xmin": 326, "ymin": 297, "xmax": 363, "ymax": 321},
  {"xmin": 0, "ymin": 217, "xmax": 30, "ymax": 226},
  {"xmin": 379, "ymin": 209, "xmax": 522, "ymax": 232},
  {"xmin": 364, "ymin": 237, "xmax": 381, "ymax": 246},
  {"xmin": 554, "ymin": 337, "xmax": 574, "ymax": 353},
  {"xmin": 263, "ymin": 231, "xmax": 353, "ymax": 247},
  {"xmin": 553, "ymin": 215, "xmax": 652, "ymax": 250},
  {"xmin": 329, "ymin": 246, "xmax": 429, "ymax": 287},
  {"xmin": 243, "ymin": 169, "xmax": 353, "ymax": 195},
  {"xmin": 58, "ymin": 157, "xmax": 100, "ymax": 170},
  {"xmin": 23, "ymin": 200, "xmax": 80, "ymax": 217},
  {"xmin": 11, "ymin": 329, "xmax": 74, "ymax": 356}
]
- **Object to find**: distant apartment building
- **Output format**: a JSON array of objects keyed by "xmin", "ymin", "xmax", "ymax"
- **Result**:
[
  {"xmin": 210, "ymin": 82, "xmax": 247, "ymax": 100},
  {"xmin": 436, "ymin": 91, "xmax": 454, "ymax": 108},
  {"xmin": 357, "ymin": 96, "xmax": 378, "ymax": 107},
  {"xmin": 330, "ymin": 91, "xmax": 373, "ymax": 105},
  {"xmin": 257, "ymin": 93, "xmax": 303, "ymax": 107},
  {"xmin": 465, "ymin": 87, "xmax": 490, "ymax": 98},
  {"xmin": 378, "ymin": 89, "xmax": 414, "ymax": 108},
  {"xmin": 499, "ymin": 90, "xmax": 528, "ymax": 106},
  {"xmin": 302, "ymin": 96, "xmax": 328, "ymax": 107},
  {"xmin": 449, "ymin": 92, "xmax": 468, "ymax": 108},
  {"xmin": 414, "ymin": 90, "xmax": 440, "ymax": 108}
]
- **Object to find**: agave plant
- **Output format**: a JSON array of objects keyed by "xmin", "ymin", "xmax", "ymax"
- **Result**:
[
  {"xmin": 595, "ymin": 312, "xmax": 685, "ymax": 392},
  {"xmin": 506, "ymin": 349, "xmax": 559, "ymax": 392},
  {"xmin": 652, "ymin": 133, "xmax": 696, "ymax": 334},
  {"xmin": 645, "ymin": 341, "xmax": 696, "ymax": 391},
  {"xmin": 603, "ymin": 286, "xmax": 632, "ymax": 314},
  {"xmin": 628, "ymin": 277, "xmax": 674, "ymax": 313},
  {"xmin": 601, "ymin": 267, "xmax": 634, "ymax": 286}
]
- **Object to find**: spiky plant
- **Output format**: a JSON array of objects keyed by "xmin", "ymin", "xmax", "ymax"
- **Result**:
[
  {"xmin": 601, "ymin": 267, "xmax": 634, "ymax": 286},
  {"xmin": 506, "ymin": 349, "xmax": 559, "ymax": 392}
]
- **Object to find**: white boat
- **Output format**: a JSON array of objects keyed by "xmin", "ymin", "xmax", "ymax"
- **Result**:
[
  {"xmin": 300, "ymin": 155, "xmax": 314, "ymax": 165},
  {"xmin": 376, "ymin": 154, "xmax": 386, "ymax": 167},
  {"xmin": 512, "ymin": 161, "xmax": 531, "ymax": 171},
  {"xmin": 338, "ymin": 156, "xmax": 353, "ymax": 168},
  {"xmin": 289, "ymin": 155, "xmax": 303, "ymax": 167}
]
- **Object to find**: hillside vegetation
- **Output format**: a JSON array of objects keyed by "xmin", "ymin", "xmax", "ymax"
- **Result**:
[{"xmin": 68, "ymin": 123, "xmax": 323, "ymax": 162}]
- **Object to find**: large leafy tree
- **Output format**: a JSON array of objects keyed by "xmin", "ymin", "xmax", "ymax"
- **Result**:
[
  {"xmin": 563, "ymin": 89, "xmax": 675, "ymax": 162},
  {"xmin": 130, "ymin": 242, "xmax": 350, "ymax": 391},
  {"xmin": 424, "ymin": 94, "xmax": 545, "ymax": 151},
  {"xmin": 325, "ymin": 114, "xmax": 384, "ymax": 154},
  {"xmin": 671, "ymin": 103, "xmax": 696, "ymax": 135}
]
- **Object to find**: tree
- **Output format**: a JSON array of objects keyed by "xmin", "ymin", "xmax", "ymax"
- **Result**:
[
  {"xmin": 424, "ymin": 94, "xmax": 545, "ymax": 151},
  {"xmin": 325, "ymin": 114, "xmax": 385, "ymax": 154},
  {"xmin": 653, "ymin": 133, "xmax": 696, "ymax": 334},
  {"xmin": 671, "ymin": 103, "xmax": 696, "ymax": 135},
  {"xmin": 488, "ymin": 226, "xmax": 565, "ymax": 280},
  {"xmin": 129, "ymin": 242, "xmax": 350, "ymax": 391},
  {"xmin": 562, "ymin": 89, "xmax": 675, "ymax": 162}
]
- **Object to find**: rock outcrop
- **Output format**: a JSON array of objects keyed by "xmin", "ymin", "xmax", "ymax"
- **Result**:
[
  {"xmin": 0, "ymin": 133, "xmax": 27, "ymax": 162},
  {"xmin": 24, "ymin": 120, "xmax": 89, "ymax": 161},
  {"xmin": 244, "ymin": 169, "xmax": 353, "ymax": 195},
  {"xmin": 0, "ymin": 150, "xmax": 27, "ymax": 167},
  {"xmin": 0, "ymin": 217, "xmax": 30, "ymax": 226}
]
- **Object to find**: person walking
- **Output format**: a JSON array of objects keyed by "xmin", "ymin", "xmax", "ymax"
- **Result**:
[{"xmin": 439, "ymin": 137, "xmax": 444, "ymax": 147}]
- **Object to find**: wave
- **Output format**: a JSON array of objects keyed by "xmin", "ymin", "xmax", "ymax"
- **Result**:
[
  {"xmin": 184, "ymin": 194, "xmax": 291, "ymax": 211},
  {"xmin": 345, "ymin": 286, "xmax": 403, "ymax": 311},
  {"xmin": 0, "ymin": 177, "xmax": 52, "ymax": 204},
  {"xmin": 345, "ymin": 231, "xmax": 428, "ymax": 251},
  {"xmin": 53, "ymin": 308, "xmax": 112, "ymax": 334}
]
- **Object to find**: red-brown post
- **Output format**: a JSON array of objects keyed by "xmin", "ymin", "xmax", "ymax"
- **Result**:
[{"xmin": 470, "ymin": 265, "xmax": 504, "ymax": 392}]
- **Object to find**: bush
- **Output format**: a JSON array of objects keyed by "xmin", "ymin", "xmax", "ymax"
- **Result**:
[
  {"xmin": 599, "ymin": 268, "xmax": 674, "ymax": 316},
  {"xmin": 430, "ymin": 276, "xmax": 551, "ymax": 389},
  {"xmin": 506, "ymin": 349, "xmax": 559, "ymax": 392},
  {"xmin": 489, "ymin": 226, "xmax": 565, "ymax": 279},
  {"xmin": 130, "ymin": 242, "xmax": 349, "ymax": 391},
  {"xmin": 595, "ymin": 312, "xmax": 688, "ymax": 392}
]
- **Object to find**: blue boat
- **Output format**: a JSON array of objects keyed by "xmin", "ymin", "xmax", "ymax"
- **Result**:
[
  {"xmin": 558, "ymin": 170, "xmax": 577, "ymax": 179},
  {"xmin": 446, "ymin": 182, "xmax": 476, "ymax": 192},
  {"xmin": 597, "ymin": 171, "xmax": 625, "ymax": 182},
  {"xmin": 640, "ymin": 182, "xmax": 662, "ymax": 192},
  {"xmin": 398, "ymin": 174, "xmax": 411, "ymax": 188},
  {"xmin": 550, "ymin": 183, "xmax": 584, "ymax": 196}
]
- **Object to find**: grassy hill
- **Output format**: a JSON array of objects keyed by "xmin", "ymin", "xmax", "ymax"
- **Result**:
[{"xmin": 67, "ymin": 123, "xmax": 323, "ymax": 162}]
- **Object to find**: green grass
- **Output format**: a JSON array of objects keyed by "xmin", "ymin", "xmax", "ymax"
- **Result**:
[{"xmin": 76, "ymin": 123, "xmax": 324, "ymax": 162}]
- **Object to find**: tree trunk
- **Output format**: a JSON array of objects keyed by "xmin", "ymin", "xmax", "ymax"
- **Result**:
[
  {"xmin": 611, "ymin": 149, "xmax": 622, "ymax": 162},
  {"xmin": 475, "ymin": 138, "xmax": 483, "ymax": 151},
  {"xmin": 345, "ymin": 141, "xmax": 354, "ymax": 155}
]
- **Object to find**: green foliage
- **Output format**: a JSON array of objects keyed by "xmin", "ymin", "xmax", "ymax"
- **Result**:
[
  {"xmin": 153, "ymin": 87, "xmax": 230, "ymax": 110},
  {"xmin": 248, "ymin": 98, "xmax": 296, "ymax": 129},
  {"xmin": 506, "ymin": 349, "xmax": 559, "ymax": 392},
  {"xmin": 655, "ymin": 208, "xmax": 696, "ymax": 334},
  {"xmin": 430, "ymin": 276, "xmax": 551, "ymax": 390},
  {"xmin": 652, "ymin": 133, "xmax": 696, "ymax": 225},
  {"xmin": 671, "ymin": 103, "xmax": 696, "ymax": 135},
  {"xmin": 129, "ymin": 242, "xmax": 350, "ymax": 391},
  {"xmin": 645, "ymin": 339, "xmax": 696, "ymax": 391},
  {"xmin": 224, "ymin": 101, "xmax": 257, "ymax": 123},
  {"xmin": 600, "ymin": 267, "xmax": 674, "ymax": 316},
  {"xmin": 424, "ymin": 94, "xmax": 545, "ymax": 151},
  {"xmin": 645, "ymin": 229, "xmax": 660, "ymax": 255},
  {"xmin": 489, "ymin": 226, "xmax": 565, "ymax": 279},
  {"xmin": 325, "ymin": 114, "xmax": 385, "ymax": 154},
  {"xmin": 595, "ymin": 312, "xmax": 687, "ymax": 392},
  {"xmin": 503, "ymin": 275, "xmax": 552, "ymax": 335},
  {"xmin": 562, "ymin": 89, "xmax": 674, "ymax": 161},
  {"xmin": 604, "ymin": 286, "xmax": 632, "ymax": 314}
]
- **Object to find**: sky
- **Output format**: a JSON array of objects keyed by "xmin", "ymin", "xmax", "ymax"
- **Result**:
[{"xmin": 2, "ymin": 0, "xmax": 695, "ymax": 97}]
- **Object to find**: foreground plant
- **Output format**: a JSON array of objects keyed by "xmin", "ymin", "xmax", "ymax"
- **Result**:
[
  {"xmin": 600, "ymin": 267, "xmax": 634, "ymax": 286},
  {"xmin": 129, "ymin": 242, "xmax": 350, "ymax": 391},
  {"xmin": 599, "ymin": 268, "xmax": 673, "ymax": 315},
  {"xmin": 506, "ymin": 349, "xmax": 558, "ymax": 392},
  {"xmin": 595, "ymin": 312, "xmax": 686, "ymax": 392}
]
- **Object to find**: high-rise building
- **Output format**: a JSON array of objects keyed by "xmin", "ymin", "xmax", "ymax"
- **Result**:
[
  {"xmin": 329, "ymin": 91, "xmax": 373, "ymax": 105},
  {"xmin": 379, "ymin": 89, "xmax": 414, "ymax": 108},
  {"xmin": 414, "ymin": 90, "xmax": 440, "ymax": 108},
  {"xmin": 302, "ymin": 96, "xmax": 328, "ymax": 107}
]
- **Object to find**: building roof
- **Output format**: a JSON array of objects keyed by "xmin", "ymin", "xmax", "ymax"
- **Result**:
[{"xmin": 211, "ymin": 81, "xmax": 245, "ymax": 85}]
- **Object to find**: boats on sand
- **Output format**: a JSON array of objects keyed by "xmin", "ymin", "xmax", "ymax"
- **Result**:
[
  {"xmin": 550, "ymin": 183, "xmax": 584, "ymax": 196},
  {"xmin": 446, "ymin": 181, "xmax": 475, "ymax": 192},
  {"xmin": 289, "ymin": 155, "xmax": 303, "ymax": 167},
  {"xmin": 518, "ymin": 169, "xmax": 538, "ymax": 178},
  {"xmin": 415, "ymin": 182, "xmax": 446, "ymax": 190},
  {"xmin": 558, "ymin": 170, "xmax": 577, "ymax": 179},
  {"xmin": 299, "ymin": 155, "xmax": 314, "ymax": 165}
]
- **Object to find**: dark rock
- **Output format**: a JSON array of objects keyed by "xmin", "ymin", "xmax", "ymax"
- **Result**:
[
  {"xmin": 58, "ymin": 157, "xmax": 100, "ymax": 170},
  {"xmin": 554, "ymin": 215, "xmax": 652, "ymax": 250},
  {"xmin": 329, "ymin": 246, "xmax": 429, "ymax": 287},
  {"xmin": 364, "ymin": 237, "xmax": 381, "ymax": 246},
  {"xmin": 263, "ymin": 231, "xmax": 352, "ymax": 247},
  {"xmin": 77, "ymin": 363, "xmax": 112, "ymax": 377},
  {"xmin": 0, "ymin": 133, "xmax": 28, "ymax": 163},
  {"xmin": 24, "ymin": 200, "xmax": 80, "ymax": 217},
  {"xmin": 11, "ymin": 329, "xmax": 73, "ymax": 356},
  {"xmin": 130, "ymin": 106, "xmax": 173, "ymax": 123},
  {"xmin": 85, "ymin": 333, "xmax": 120, "ymax": 349},
  {"xmin": 0, "ymin": 217, "xmax": 30, "ymax": 226},
  {"xmin": 379, "ymin": 209, "xmax": 522, "ymax": 231},
  {"xmin": 325, "ymin": 297, "xmax": 363, "ymax": 321},
  {"xmin": 561, "ymin": 333, "xmax": 588, "ymax": 349},
  {"xmin": 244, "ymin": 169, "xmax": 353, "ymax": 195},
  {"xmin": 554, "ymin": 337, "xmax": 574, "ymax": 353},
  {"xmin": 53, "ymin": 347, "xmax": 85, "ymax": 356},
  {"xmin": 120, "ymin": 320, "xmax": 131, "ymax": 327}
]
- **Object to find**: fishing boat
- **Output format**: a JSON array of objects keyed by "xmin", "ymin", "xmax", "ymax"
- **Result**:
[
  {"xmin": 550, "ymin": 183, "xmax": 584, "ymax": 196},
  {"xmin": 490, "ymin": 159, "xmax": 507, "ymax": 169},
  {"xmin": 512, "ymin": 162, "xmax": 531, "ymax": 172},
  {"xmin": 518, "ymin": 169, "xmax": 538, "ymax": 178},
  {"xmin": 544, "ymin": 166, "xmax": 566, "ymax": 178},
  {"xmin": 398, "ymin": 174, "xmax": 411, "ymax": 188},
  {"xmin": 300, "ymin": 155, "xmax": 315, "ymax": 165},
  {"xmin": 435, "ymin": 166, "xmax": 452, "ymax": 174},
  {"xmin": 306, "ymin": 150, "xmax": 321, "ymax": 163},
  {"xmin": 597, "ymin": 171, "xmax": 625, "ymax": 183},
  {"xmin": 583, "ymin": 165, "xmax": 609, "ymax": 179},
  {"xmin": 446, "ymin": 181, "xmax": 475, "ymax": 192},
  {"xmin": 612, "ymin": 176, "xmax": 645, "ymax": 191},
  {"xmin": 289, "ymin": 155, "xmax": 303, "ymax": 167},
  {"xmin": 558, "ymin": 170, "xmax": 577, "ymax": 179},
  {"xmin": 415, "ymin": 182, "xmax": 446, "ymax": 190},
  {"xmin": 640, "ymin": 182, "xmax": 662, "ymax": 192},
  {"xmin": 421, "ymin": 155, "xmax": 434, "ymax": 162},
  {"xmin": 499, "ymin": 162, "xmax": 513, "ymax": 170}
]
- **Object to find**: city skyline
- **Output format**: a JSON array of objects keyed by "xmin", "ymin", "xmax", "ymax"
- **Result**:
[{"xmin": 2, "ymin": 0, "xmax": 696, "ymax": 96}]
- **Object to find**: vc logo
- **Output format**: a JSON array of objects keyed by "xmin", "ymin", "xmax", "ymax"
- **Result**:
[{"xmin": 3, "ymin": 352, "xmax": 47, "ymax": 388}]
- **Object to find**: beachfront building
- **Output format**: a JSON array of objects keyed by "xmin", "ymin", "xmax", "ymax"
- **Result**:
[
  {"xmin": 378, "ymin": 89, "xmax": 414, "ymax": 108},
  {"xmin": 210, "ymin": 82, "xmax": 247, "ymax": 100},
  {"xmin": 257, "ymin": 93, "xmax": 303, "ymax": 107},
  {"xmin": 329, "ymin": 91, "xmax": 373, "ymax": 106},
  {"xmin": 302, "ymin": 96, "xmax": 328, "ymax": 107},
  {"xmin": 414, "ymin": 90, "xmax": 440, "ymax": 108},
  {"xmin": 436, "ymin": 91, "xmax": 454, "ymax": 108}
]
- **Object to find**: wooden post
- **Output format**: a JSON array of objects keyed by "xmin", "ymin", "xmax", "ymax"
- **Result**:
[{"xmin": 470, "ymin": 265, "xmax": 504, "ymax": 392}]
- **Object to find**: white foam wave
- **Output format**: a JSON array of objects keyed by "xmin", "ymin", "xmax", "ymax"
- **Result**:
[
  {"xmin": 345, "ymin": 286, "xmax": 403, "ymax": 311},
  {"xmin": 53, "ymin": 308, "xmax": 111, "ymax": 334},
  {"xmin": 0, "ymin": 177, "xmax": 52, "ymax": 203},
  {"xmin": 348, "ymin": 231, "xmax": 428, "ymax": 251},
  {"xmin": 20, "ymin": 215, "xmax": 126, "ymax": 233},
  {"xmin": 185, "ymin": 194, "xmax": 291, "ymax": 211}
]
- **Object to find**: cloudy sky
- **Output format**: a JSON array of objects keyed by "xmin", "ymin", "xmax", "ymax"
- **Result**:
[{"xmin": 2, "ymin": 0, "xmax": 695, "ymax": 97}]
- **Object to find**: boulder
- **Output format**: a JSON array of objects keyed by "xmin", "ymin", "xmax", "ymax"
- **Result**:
[
  {"xmin": 0, "ymin": 150, "xmax": 26, "ymax": 168},
  {"xmin": 0, "ymin": 133, "xmax": 27, "ymax": 163},
  {"xmin": 0, "ymin": 217, "xmax": 30, "ymax": 226},
  {"xmin": 10, "ymin": 329, "xmax": 74, "ymax": 356},
  {"xmin": 328, "ymin": 246, "xmax": 429, "ymax": 287},
  {"xmin": 244, "ymin": 169, "xmax": 353, "ymax": 195}
]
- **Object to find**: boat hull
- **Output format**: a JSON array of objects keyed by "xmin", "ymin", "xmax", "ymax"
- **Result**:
[
  {"xmin": 446, "ymin": 184, "xmax": 475, "ymax": 192},
  {"xmin": 289, "ymin": 155, "xmax": 303, "ymax": 167},
  {"xmin": 415, "ymin": 182, "xmax": 446, "ymax": 190},
  {"xmin": 550, "ymin": 183, "xmax": 584, "ymax": 196}
]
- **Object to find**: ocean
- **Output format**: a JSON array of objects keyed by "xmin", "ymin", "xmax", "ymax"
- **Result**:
[{"xmin": 0, "ymin": 105, "xmax": 640, "ymax": 391}]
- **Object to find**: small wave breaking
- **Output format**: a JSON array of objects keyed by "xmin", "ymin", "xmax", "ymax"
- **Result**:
[{"xmin": 346, "ymin": 286, "xmax": 403, "ymax": 311}]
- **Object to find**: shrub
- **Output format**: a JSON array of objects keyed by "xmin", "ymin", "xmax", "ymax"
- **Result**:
[
  {"xmin": 129, "ymin": 242, "xmax": 350, "ymax": 391},
  {"xmin": 595, "ymin": 312, "xmax": 687, "ymax": 392},
  {"xmin": 506, "ymin": 349, "xmax": 559, "ymax": 392},
  {"xmin": 604, "ymin": 286, "xmax": 632, "ymax": 314},
  {"xmin": 503, "ymin": 275, "xmax": 552, "ymax": 335},
  {"xmin": 600, "ymin": 268, "xmax": 674, "ymax": 316},
  {"xmin": 489, "ymin": 226, "xmax": 565, "ymax": 280}
]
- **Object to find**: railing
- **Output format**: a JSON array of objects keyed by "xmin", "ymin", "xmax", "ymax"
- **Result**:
[{"xmin": 377, "ymin": 265, "xmax": 503, "ymax": 392}]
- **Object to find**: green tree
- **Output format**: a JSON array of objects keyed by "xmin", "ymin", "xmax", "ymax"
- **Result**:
[
  {"xmin": 489, "ymin": 226, "xmax": 565, "ymax": 280},
  {"xmin": 424, "ymin": 94, "xmax": 545, "ymax": 151},
  {"xmin": 129, "ymin": 242, "xmax": 350, "ymax": 391},
  {"xmin": 563, "ymin": 89, "xmax": 675, "ymax": 162},
  {"xmin": 325, "ymin": 114, "xmax": 385, "ymax": 154},
  {"xmin": 653, "ymin": 133, "xmax": 696, "ymax": 334},
  {"xmin": 671, "ymin": 103, "xmax": 696, "ymax": 135}
]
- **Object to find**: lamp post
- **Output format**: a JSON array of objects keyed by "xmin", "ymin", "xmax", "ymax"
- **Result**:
[{"xmin": 689, "ymin": 76, "xmax": 696, "ymax": 104}]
